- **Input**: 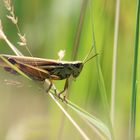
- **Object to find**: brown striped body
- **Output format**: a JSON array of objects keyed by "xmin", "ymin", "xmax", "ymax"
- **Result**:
[{"xmin": 0, "ymin": 54, "xmax": 83, "ymax": 81}]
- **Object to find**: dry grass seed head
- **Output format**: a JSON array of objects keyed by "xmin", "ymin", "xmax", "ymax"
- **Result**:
[
  {"xmin": 17, "ymin": 33, "xmax": 27, "ymax": 46},
  {"xmin": 3, "ymin": 0, "xmax": 27, "ymax": 47},
  {"xmin": 4, "ymin": 0, "xmax": 12, "ymax": 11}
]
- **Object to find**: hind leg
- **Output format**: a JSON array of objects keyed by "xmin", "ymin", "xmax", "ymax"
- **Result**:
[{"xmin": 44, "ymin": 78, "xmax": 53, "ymax": 93}]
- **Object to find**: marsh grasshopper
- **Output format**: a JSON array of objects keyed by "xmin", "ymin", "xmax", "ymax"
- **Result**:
[{"xmin": 0, "ymin": 47, "xmax": 97, "ymax": 101}]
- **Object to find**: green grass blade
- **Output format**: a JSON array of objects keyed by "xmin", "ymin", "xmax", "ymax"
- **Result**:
[
  {"xmin": 49, "ymin": 92, "xmax": 90, "ymax": 140},
  {"xmin": 89, "ymin": 1, "xmax": 111, "ymax": 127},
  {"xmin": 129, "ymin": 0, "xmax": 140, "ymax": 140},
  {"xmin": 67, "ymin": 100, "xmax": 112, "ymax": 140},
  {"xmin": 50, "ymin": 90, "xmax": 112, "ymax": 140}
]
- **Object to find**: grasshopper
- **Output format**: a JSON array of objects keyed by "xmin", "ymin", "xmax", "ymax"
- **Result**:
[{"xmin": 0, "ymin": 47, "xmax": 97, "ymax": 101}]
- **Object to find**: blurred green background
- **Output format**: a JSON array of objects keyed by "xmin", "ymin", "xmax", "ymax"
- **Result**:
[{"xmin": 0, "ymin": 0, "xmax": 139, "ymax": 140}]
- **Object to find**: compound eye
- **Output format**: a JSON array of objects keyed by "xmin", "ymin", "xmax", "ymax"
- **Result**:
[{"xmin": 75, "ymin": 63, "xmax": 81, "ymax": 68}]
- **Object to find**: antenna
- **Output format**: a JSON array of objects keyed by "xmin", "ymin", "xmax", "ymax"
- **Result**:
[
  {"xmin": 83, "ymin": 45, "xmax": 98, "ymax": 64},
  {"xmin": 83, "ymin": 45, "xmax": 94, "ymax": 62},
  {"xmin": 84, "ymin": 53, "xmax": 98, "ymax": 64}
]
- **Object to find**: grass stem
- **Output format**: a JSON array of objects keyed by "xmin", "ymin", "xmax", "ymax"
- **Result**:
[
  {"xmin": 129, "ymin": 0, "xmax": 140, "ymax": 140},
  {"xmin": 110, "ymin": 0, "xmax": 120, "ymax": 127}
]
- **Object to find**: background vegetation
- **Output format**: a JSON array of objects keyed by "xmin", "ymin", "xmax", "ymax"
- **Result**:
[{"xmin": 0, "ymin": 0, "xmax": 139, "ymax": 140}]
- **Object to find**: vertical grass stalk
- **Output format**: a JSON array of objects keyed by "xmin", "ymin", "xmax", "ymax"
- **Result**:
[
  {"xmin": 110, "ymin": 0, "xmax": 120, "ymax": 127},
  {"xmin": 71, "ymin": 0, "xmax": 88, "ymax": 60},
  {"xmin": 129, "ymin": 0, "xmax": 140, "ymax": 140}
]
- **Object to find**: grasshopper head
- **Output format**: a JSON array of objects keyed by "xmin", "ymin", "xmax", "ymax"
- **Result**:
[{"xmin": 72, "ymin": 62, "xmax": 83, "ymax": 78}]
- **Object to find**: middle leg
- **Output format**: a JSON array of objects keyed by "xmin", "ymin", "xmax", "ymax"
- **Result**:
[{"xmin": 58, "ymin": 78, "xmax": 69, "ymax": 101}]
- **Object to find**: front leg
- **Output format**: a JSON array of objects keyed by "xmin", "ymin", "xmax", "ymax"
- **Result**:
[{"xmin": 58, "ymin": 78, "xmax": 69, "ymax": 102}]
